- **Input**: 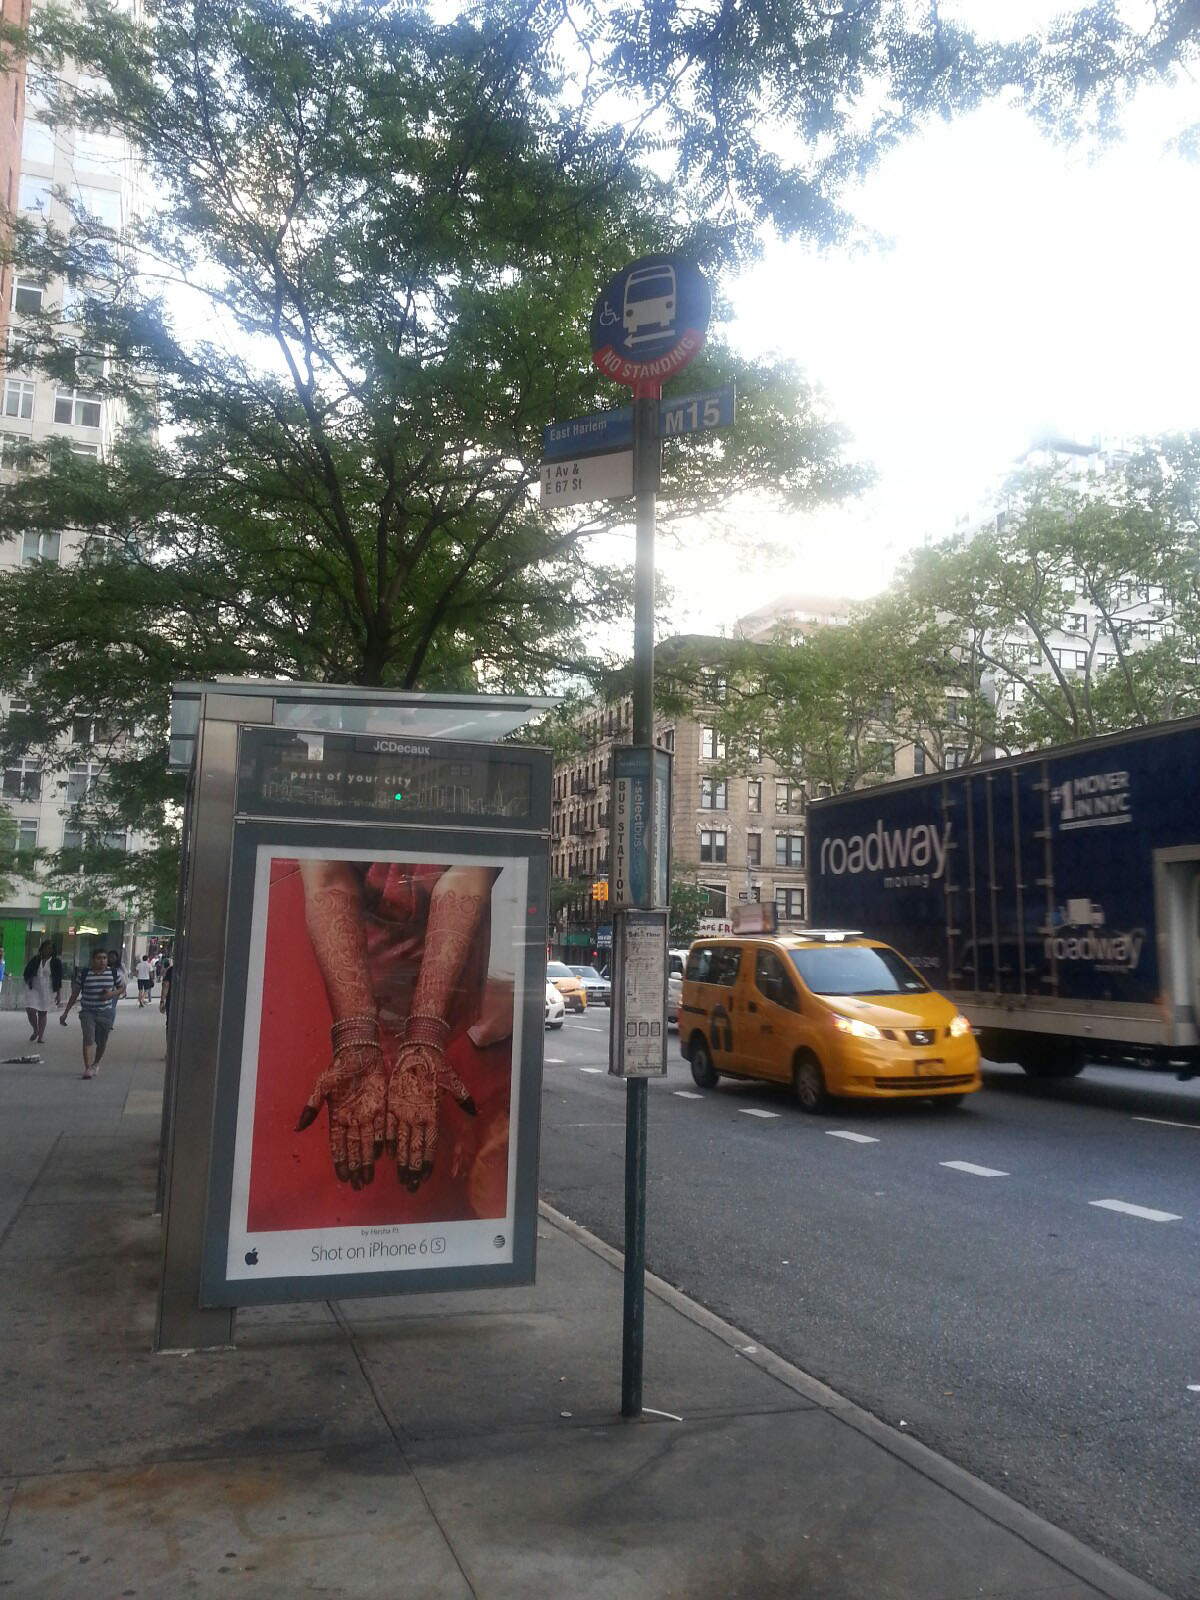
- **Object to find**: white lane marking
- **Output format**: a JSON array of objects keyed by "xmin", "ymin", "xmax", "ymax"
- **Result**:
[
  {"xmin": 940, "ymin": 1160, "xmax": 1009, "ymax": 1178},
  {"xmin": 1188, "ymin": 1384, "xmax": 1200, "ymax": 1392},
  {"xmin": 673, "ymin": 1090, "xmax": 704, "ymax": 1100},
  {"xmin": 1133, "ymin": 1116, "xmax": 1200, "ymax": 1131},
  {"xmin": 578, "ymin": 1024, "xmax": 608, "ymax": 1032},
  {"xmin": 739, "ymin": 1108, "xmax": 781, "ymax": 1119},
  {"xmin": 545, "ymin": 1057, "xmax": 565, "ymax": 1064},
  {"xmin": 827, "ymin": 1130, "xmax": 879, "ymax": 1144},
  {"xmin": 579, "ymin": 1067, "xmax": 604, "ymax": 1074},
  {"xmin": 1089, "ymin": 1198, "xmax": 1182, "ymax": 1222}
]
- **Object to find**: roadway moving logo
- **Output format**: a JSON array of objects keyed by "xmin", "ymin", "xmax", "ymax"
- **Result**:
[{"xmin": 819, "ymin": 820, "xmax": 950, "ymax": 891}]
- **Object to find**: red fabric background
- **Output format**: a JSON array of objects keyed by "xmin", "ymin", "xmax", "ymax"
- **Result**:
[{"xmin": 245, "ymin": 858, "xmax": 512, "ymax": 1231}]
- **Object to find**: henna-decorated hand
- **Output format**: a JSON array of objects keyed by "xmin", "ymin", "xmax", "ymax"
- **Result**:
[
  {"xmin": 386, "ymin": 1041, "xmax": 476, "ymax": 1191},
  {"xmin": 296, "ymin": 1044, "xmax": 388, "ymax": 1189}
]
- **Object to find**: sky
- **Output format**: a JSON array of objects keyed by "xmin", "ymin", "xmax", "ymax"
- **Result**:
[{"xmin": 660, "ymin": 35, "xmax": 1200, "ymax": 634}]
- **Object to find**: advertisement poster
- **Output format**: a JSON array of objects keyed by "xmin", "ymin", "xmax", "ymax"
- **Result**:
[{"xmin": 221, "ymin": 843, "xmax": 528, "ymax": 1285}]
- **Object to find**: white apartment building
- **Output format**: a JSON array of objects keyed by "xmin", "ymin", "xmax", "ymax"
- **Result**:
[{"xmin": 0, "ymin": 11, "xmax": 144, "ymax": 981}]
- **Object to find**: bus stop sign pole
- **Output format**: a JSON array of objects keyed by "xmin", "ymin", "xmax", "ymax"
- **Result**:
[
  {"xmin": 588, "ymin": 254, "xmax": 711, "ymax": 1419},
  {"xmin": 621, "ymin": 391, "xmax": 659, "ymax": 1417}
]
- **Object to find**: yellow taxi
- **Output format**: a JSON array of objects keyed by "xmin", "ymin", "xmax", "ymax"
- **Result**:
[
  {"xmin": 546, "ymin": 960, "xmax": 588, "ymax": 1013},
  {"xmin": 679, "ymin": 916, "xmax": 980, "ymax": 1111}
]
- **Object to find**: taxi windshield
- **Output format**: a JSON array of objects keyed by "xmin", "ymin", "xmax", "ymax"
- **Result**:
[{"xmin": 788, "ymin": 945, "xmax": 928, "ymax": 996}]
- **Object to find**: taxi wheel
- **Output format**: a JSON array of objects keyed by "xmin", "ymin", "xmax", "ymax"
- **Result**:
[
  {"xmin": 689, "ymin": 1036, "xmax": 719, "ymax": 1089},
  {"xmin": 793, "ymin": 1054, "xmax": 829, "ymax": 1113}
]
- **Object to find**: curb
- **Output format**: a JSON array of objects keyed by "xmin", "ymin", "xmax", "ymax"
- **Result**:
[{"xmin": 539, "ymin": 1199, "xmax": 1173, "ymax": 1600}]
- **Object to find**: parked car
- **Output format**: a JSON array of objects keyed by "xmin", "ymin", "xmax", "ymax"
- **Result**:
[
  {"xmin": 546, "ymin": 960, "xmax": 587, "ymax": 1012},
  {"xmin": 680, "ymin": 930, "xmax": 980, "ymax": 1110},
  {"xmin": 569, "ymin": 964, "xmax": 612, "ymax": 1006},
  {"xmin": 545, "ymin": 981, "xmax": 565, "ymax": 1029}
]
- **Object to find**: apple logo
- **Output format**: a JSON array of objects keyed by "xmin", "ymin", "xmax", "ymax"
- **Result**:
[{"xmin": 244, "ymin": 1248, "xmax": 259, "ymax": 1266}]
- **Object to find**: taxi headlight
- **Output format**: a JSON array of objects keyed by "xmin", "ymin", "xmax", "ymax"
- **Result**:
[
  {"xmin": 948, "ymin": 1014, "xmax": 973, "ymax": 1038},
  {"xmin": 832, "ymin": 1015, "xmax": 883, "ymax": 1041}
]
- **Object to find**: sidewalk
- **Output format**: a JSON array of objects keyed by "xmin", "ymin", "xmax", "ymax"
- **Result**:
[{"xmin": 0, "ymin": 1002, "xmax": 1172, "ymax": 1599}]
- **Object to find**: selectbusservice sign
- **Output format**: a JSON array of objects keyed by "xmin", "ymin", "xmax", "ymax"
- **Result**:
[{"xmin": 590, "ymin": 255, "xmax": 711, "ymax": 397}]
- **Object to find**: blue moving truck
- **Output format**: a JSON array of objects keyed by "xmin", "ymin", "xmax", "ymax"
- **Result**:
[{"xmin": 807, "ymin": 717, "xmax": 1200, "ymax": 1079}]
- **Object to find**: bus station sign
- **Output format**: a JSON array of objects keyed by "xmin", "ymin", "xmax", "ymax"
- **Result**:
[{"xmin": 589, "ymin": 255, "xmax": 711, "ymax": 397}]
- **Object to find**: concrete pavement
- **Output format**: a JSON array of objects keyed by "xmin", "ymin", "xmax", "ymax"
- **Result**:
[{"xmin": 0, "ymin": 1000, "xmax": 1173, "ymax": 1598}]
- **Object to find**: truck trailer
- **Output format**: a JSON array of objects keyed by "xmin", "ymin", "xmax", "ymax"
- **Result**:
[{"xmin": 807, "ymin": 717, "xmax": 1200, "ymax": 1079}]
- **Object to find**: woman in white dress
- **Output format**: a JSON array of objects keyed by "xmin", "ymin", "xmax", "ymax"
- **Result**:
[{"xmin": 23, "ymin": 940, "xmax": 63, "ymax": 1043}]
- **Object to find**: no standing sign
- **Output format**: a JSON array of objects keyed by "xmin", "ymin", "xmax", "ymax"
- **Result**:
[{"xmin": 589, "ymin": 255, "xmax": 711, "ymax": 398}]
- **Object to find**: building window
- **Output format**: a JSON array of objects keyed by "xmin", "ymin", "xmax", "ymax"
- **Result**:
[
  {"xmin": 700, "ymin": 830, "xmax": 727, "ymax": 864},
  {"xmin": 746, "ymin": 731, "xmax": 761, "ymax": 762},
  {"xmin": 18, "ymin": 175, "xmax": 52, "ymax": 217},
  {"xmin": 11, "ymin": 276, "xmax": 44, "ymax": 315},
  {"xmin": 746, "ymin": 832, "xmax": 761, "ymax": 867},
  {"xmin": 22, "ymin": 120, "xmax": 55, "ymax": 164},
  {"xmin": 21, "ymin": 531, "xmax": 61, "ymax": 565},
  {"xmin": 1068, "ymin": 612, "xmax": 1088, "ymax": 634},
  {"xmin": 72, "ymin": 182, "xmax": 122, "ymax": 233},
  {"xmin": 700, "ymin": 726, "xmax": 725, "ymax": 760},
  {"xmin": 73, "ymin": 127, "xmax": 124, "ymax": 172},
  {"xmin": 700, "ymin": 778, "xmax": 727, "ymax": 810},
  {"xmin": 701, "ymin": 883, "xmax": 728, "ymax": 917},
  {"xmin": 945, "ymin": 747, "xmax": 967, "ymax": 770},
  {"xmin": 878, "ymin": 742, "xmax": 896, "ymax": 773},
  {"xmin": 54, "ymin": 385, "xmax": 103, "ymax": 429},
  {"xmin": 912, "ymin": 745, "xmax": 926, "ymax": 776},
  {"xmin": 775, "ymin": 832, "xmax": 805, "ymax": 868},
  {"xmin": 774, "ymin": 886, "xmax": 805, "ymax": 921},
  {"xmin": 66, "ymin": 761, "xmax": 103, "ymax": 804},
  {"xmin": 3, "ymin": 379, "xmax": 35, "ymax": 419},
  {"xmin": 14, "ymin": 820, "xmax": 39, "ymax": 861},
  {"xmin": 702, "ymin": 672, "xmax": 727, "ymax": 703},
  {"xmin": 61, "ymin": 828, "xmax": 84, "ymax": 852},
  {"xmin": 775, "ymin": 781, "xmax": 804, "ymax": 815},
  {"xmin": 747, "ymin": 779, "xmax": 762, "ymax": 813},
  {"xmin": 101, "ymin": 830, "xmax": 128, "ymax": 852},
  {"xmin": 3, "ymin": 759, "xmax": 42, "ymax": 802}
]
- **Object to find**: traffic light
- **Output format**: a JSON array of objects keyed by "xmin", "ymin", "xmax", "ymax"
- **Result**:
[{"xmin": 591, "ymin": 879, "xmax": 609, "ymax": 903}]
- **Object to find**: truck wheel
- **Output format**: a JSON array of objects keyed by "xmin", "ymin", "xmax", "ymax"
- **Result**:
[
  {"xmin": 1021, "ymin": 1059, "xmax": 1085, "ymax": 1079},
  {"xmin": 1019, "ymin": 1045, "xmax": 1085, "ymax": 1080},
  {"xmin": 689, "ymin": 1035, "xmax": 719, "ymax": 1089},
  {"xmin": 793, "ymin": 1053, "xmax": 829, "ymax": 1113}
]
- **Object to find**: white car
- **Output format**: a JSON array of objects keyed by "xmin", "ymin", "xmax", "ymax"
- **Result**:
[{"xmin": 545, "ymin": 981, "xmax": 565, "ymax": 1029}]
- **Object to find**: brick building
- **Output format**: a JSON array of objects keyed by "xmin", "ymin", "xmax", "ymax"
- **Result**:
[{"xmin": 550, "ymin": 645, "xmax": 810, "ymax": 961}]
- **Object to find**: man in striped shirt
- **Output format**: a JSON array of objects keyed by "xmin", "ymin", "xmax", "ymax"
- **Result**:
[{"xmin": 60, "ymin": 948, "xmax": 124, "ymax": 1079}]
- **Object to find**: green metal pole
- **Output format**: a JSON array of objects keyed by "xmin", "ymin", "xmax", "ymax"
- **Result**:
[{"xmin": 621, "ymin": 391, "xmax": 659, "ymax": 1418}]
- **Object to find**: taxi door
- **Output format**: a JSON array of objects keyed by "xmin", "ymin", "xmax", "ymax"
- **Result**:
[
  {"xmin": 743, "ymin": 948, "xmax": 803, "ymax": 1082},
  {"xmin": 704, "ymin": 944, "xmax": 746, "ymax": 1073}
]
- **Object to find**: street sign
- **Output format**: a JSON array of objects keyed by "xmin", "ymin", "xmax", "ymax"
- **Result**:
[
  {"xmin": 544, "ymin": 387, "xmax": 733, "ymax": 465},
  {"xmin": 543, "ymin": 409, "xmax": 633, "ymax": 462},
  {"xmin": 659, "ymin": 383, "xmax": 735, "ymax": 439},
  {"xmin": 590, "ymin": 255, "xmax": 711, "ymax": 396},
  {"xmin": 540, "ymin": 450, "xmax": 632, "ymax": 508}
]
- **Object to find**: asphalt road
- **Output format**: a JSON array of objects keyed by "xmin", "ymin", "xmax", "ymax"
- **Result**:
[{"xmin": 538, "ymin": 1010, "xmax": 1200, "ymax": 1600}]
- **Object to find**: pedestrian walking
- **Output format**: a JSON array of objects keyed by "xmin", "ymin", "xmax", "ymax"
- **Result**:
[
  {"xmin": 135, "ymin": 954, "xmax": 153, "ymax": 1006},
  {"xmin": 22, "ymin": 941, "xmax": 63, "ymax": 1043},
  {"xmin": 159, "ymin": 958, "xmax": 173, "ymax": 1023},
  {"xmin": 106, "ymin": 950, "xmax": 126, "ymax": 1029},
  {"xmin": 60, "ymin": 947, "xmax": 123, "ymax": 1078}
]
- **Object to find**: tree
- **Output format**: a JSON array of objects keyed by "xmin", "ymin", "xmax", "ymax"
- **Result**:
[
  {"xmin": 668, "ymin": 867, "xmax": 715, "ymax": 947},
  {"xmin": 0, "ymin": 0, "xmax": 867, "ymax": 903},
  {"xmin": 902, "ymin": 437, "xmax": 1200, "ymax": 751},
  {"xmin": 3, "ymin": 0, "xmax": 1197, "ymax": 908},
  {"xmin": 657, "ymin": 604, "xmax": 977, "ymax": 798}
]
